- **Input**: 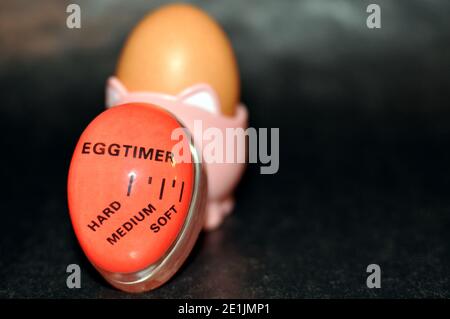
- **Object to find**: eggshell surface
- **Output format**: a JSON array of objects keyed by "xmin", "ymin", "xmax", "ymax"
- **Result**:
[{"xmin": 116, "ymin": 3, "xmax": 240, "ymax": 116}]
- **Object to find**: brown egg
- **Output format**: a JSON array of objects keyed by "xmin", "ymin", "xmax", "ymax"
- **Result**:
[{"xmin": 116, "ymin": 3, "xmax": 240, "ymax": 116}]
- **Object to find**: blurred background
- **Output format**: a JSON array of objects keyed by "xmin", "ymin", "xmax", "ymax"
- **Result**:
[{"xmin": 1, "ymin": 0, "xmax": 450, "ymax": 298}]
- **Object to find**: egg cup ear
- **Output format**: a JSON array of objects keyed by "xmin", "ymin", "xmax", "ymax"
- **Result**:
[
  {"xmin": 107, "ymin": 77, "xmax": 222, "ymax": 115},
  {"xmin": 177, "ymin": 84, "xmax": 221, "ymax": 115},
  {"xmin": 106, "ymin": 77, "xmax": 129, "ymax": 108}
]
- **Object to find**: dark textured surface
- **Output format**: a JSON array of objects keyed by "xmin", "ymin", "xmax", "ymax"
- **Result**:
[{"xmin": 1, "ymin": 0, "xmax": 450, "ymax": 298}]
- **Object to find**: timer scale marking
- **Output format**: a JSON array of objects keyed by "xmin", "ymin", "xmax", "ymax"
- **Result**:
[
  {"xmin": 127, "ymin": 174, "xmax": 185, "ymax": 202},
  {"xmin": 179, "ymin": 182, "xmax": 184, "ymax": 202},
  {"xmin": 126, "ymin": 173, "xmax": 136, "ymax": 196},
  {"xmin": 159, "ymin": 178, "xmax": 166, "ymax": 200}
]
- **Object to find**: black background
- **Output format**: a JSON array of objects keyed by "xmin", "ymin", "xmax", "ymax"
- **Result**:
[{"xmin": 1, "ymin": 0, "xmax": 450, "ymax": 298}]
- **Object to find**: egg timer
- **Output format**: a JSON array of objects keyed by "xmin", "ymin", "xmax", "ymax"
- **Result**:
[{"xmin": 68, "ymin": 3, "xmax": 248, "ymax": 292}]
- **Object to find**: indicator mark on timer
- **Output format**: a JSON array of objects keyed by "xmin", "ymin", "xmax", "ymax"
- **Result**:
[
  {"xmin": 179, "ymin": 182, "xmax": 184, "ymax": 202},
  {"xmin": 128, "ymin": 175, "xmax": 184, "ymax": 200},
  {"xmin": 127, "ymin": 172, "xmax": 136, "ymax": 196},
  {"xmin": 159, "ymin": 178, "xmax": 166, "ymax": 200}
]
